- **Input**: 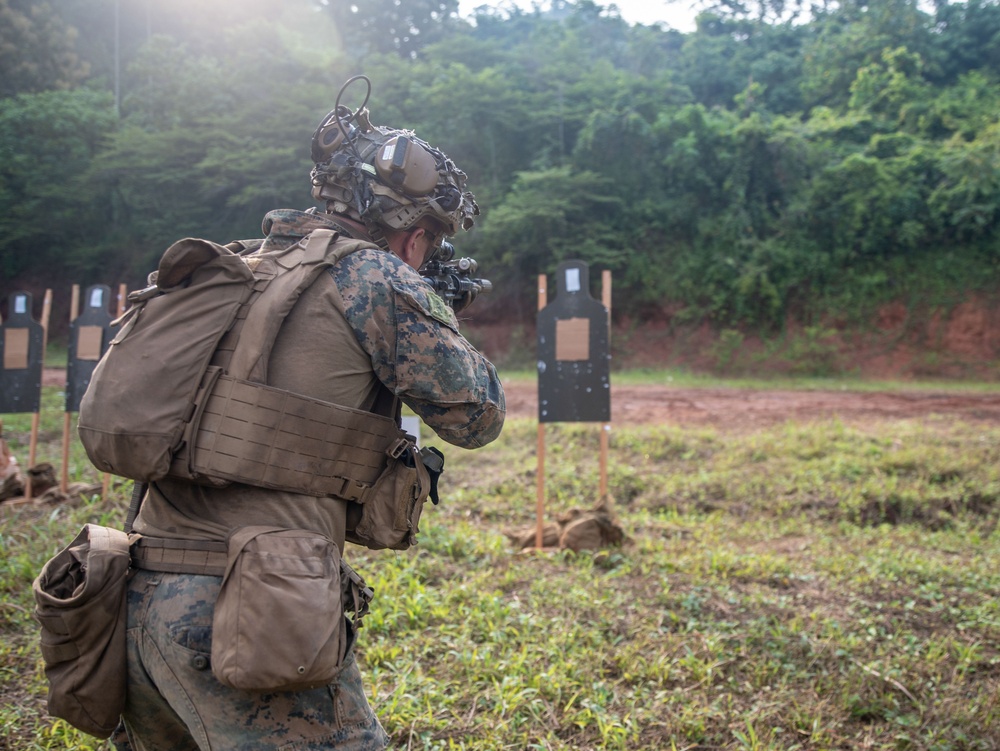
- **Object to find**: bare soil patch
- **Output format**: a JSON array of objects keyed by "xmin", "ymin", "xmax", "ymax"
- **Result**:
[
  {"xmin": 502, "ymin": 381, "xmax": 1000, "ymax": 429},
  {"xmin": 46, "ymin": 368, "xmax": 1000, "ymax": 430}
]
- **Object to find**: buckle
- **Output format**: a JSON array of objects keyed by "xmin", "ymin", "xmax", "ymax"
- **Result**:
[
  {"xmin": 336, "ymin": 477, "xmax": 369, "ymax": 502},
  {"xmin": 387, "ymin": 437, "xmax": 412, "ymax": 459}
]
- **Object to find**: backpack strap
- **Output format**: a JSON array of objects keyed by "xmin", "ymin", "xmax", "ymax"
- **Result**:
[
  {"xmin": 123, "ymin": 481, "xmax": 147, "ymax": 535},
  {"xmin": 229, "ymin": 229, "xmax": 376, "ymax": 383},
  {"xmin": 225, "ymin": 239, "xmax": 265, "ymax": 256}
]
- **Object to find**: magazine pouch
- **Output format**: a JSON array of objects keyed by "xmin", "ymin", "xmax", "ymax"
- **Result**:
[{"xmin": 346, "ymin": 441, "xmax": 442, "ymax": 551}]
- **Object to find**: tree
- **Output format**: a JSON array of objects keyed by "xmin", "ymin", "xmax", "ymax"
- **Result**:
[
  {"xmin": 474, "ymin": 166, "xmax": 625, "ymax": 313},
  {"xmin": 695, "ymin": 0, "xmax": 811, "ymax": 24},
  {"xmin": 800, "ymin": 0, "xmax": 934, "ymax": 110},
  {"xmin": 677, "ymin": 13, "xmax": 808, "ymax": 114},
  {"xmin": 847, "ymin": 46, "xmax": 931, "ymax": 131},
  {"xmin": 83, "ymin": 21, "xmax": 350, "ymax": 275},
  {"xmin": 929, "ymin": 0, "xmax": 1000, "ymax": 83},
  {"xmin": 929, "ymin": 124, "xmax": 1000, "ymax": 245},
  {"xmin": 322, "ymin": 0, "xmax": 464, "ymax": 58},
  {"xmin": 0, "ymin": 89, "xmax": 116, "ymax": 279},
  {"xmin": 0, "ymin": 0, "xmax": 87, "ymax": 96},
  {"xmin": 920, "ymin": 69, "xmax": 1000, "ymax": 140}
]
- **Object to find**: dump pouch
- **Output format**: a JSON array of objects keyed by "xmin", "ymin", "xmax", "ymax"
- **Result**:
[
  {"xmin": 31, "ymin": 524, "xmax": 131, "ymax": 739},
  {"xmin": 211, "ymin": 527, "xmax": 349, "ymax": 692}
]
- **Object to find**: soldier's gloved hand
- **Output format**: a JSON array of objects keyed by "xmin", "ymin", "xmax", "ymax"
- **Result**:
[{"xmin": 450, "ymin": 291, "xmax": 476, "ymax": 313}]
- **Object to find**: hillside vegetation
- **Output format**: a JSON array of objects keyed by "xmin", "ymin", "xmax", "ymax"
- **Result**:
[{"xmin": 2, "ymin": 0, "xmax": 1000, "ymax": 345}]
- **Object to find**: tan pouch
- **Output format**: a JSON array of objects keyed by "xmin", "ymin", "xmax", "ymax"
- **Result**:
[
  {"xmin": 32, "ymin": 524, "xmax": 130, "ymax": 739},
  {"xmin": 211, "ymin": 526, "xmax": 348, "ymax": 692},
  {"xmin": 346, "ymin": 442, "xmax": 435, "ymax": 551}
]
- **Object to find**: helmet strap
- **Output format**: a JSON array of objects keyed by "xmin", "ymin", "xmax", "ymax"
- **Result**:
[
  {"xmin": 322, "ymin": 215, "xmax": 367, "ymax": 242},
  {"xmin": 364, "ymin": 220, "xmax": 391, "ymax": 252}
]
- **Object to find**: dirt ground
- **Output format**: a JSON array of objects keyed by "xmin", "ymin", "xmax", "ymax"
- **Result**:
[
  {"xmin": 502, "ymin": 381, "xmax": 1000, "ymax": 429},
  {"xmin": 468, "ymin": 298, "xmax": 1000, "ymax": 430},
  {"xmin": 44, "ymin": 370, "xmax": 1000, "ymax": 430}
]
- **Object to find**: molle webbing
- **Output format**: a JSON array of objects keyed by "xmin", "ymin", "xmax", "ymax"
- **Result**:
[
  {"xmin": 185, "ymin": 373, "xmax": 404, "ymax": 499},
  {"xmin": 130, "ymin": 536, "xmax": 228, "ymax": 576}
]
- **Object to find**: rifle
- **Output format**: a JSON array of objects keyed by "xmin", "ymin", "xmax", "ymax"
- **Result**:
[{"xmin": 421, "ymin": 241, "xmax": 492, "ymax": 312}]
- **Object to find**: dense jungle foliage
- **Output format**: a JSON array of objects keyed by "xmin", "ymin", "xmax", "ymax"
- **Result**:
[{"xmin": 2, "ymin": 0, "xmax": 1000, "ymax": 329}]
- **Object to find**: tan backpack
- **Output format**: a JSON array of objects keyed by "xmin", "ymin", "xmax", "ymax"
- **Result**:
[{"xmin": 78, "ymin": 228, "xmax": 437, "ymax": 550}]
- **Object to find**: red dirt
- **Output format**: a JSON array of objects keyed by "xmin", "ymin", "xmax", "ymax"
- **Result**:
[
  {"xmin": 42, "ymin": 369, "xmax": 68, "ymax": 387},
  {"xmin": 45, "ymin": 366, "xmax": 998, "ymax": 429},
  {"xmin": 462, "ymin": 295, "xmax": 1000, "ymax": 430},
  {"xmin": 468, "ymin": 295, "xmax": 1000, "ymax": 378},
  {"xmin": 501, "ymin": 381, "xmax": 1000, "ymax": 429}
]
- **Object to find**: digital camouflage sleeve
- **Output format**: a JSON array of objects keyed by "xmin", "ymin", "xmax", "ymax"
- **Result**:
[{"xmin": 330, "ymin": 249, "xmax": 505, "ymax": 449}]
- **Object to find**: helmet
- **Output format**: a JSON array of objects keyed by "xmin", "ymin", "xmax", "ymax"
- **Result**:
[{"xmin": 309, "ymin": 77, "xmax": 479, "ymax": 245}]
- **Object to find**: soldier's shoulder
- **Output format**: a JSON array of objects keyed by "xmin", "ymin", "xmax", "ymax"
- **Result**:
[
  {"xmin": 334, "ymin": 246, "xmax": 411, "ymax": 282},
  {"xmin": 330, "ymin": 246, "xmax": 392, "ymax": 285},
  {"xmin": 391, "ymin": 276, "xmax": 457, "ymax": 330}
]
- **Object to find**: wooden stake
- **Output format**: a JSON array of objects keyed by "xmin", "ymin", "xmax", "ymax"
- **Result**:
[
  {"xmin": 26, "ymin": 289, "xmax": 53, "ymax": 501},
  {"xmin": 61, "ymin": 415, "xmax": 72, "ymax": 494},
  {"xmin": 600, "ymin": 270, "xmax": 612, "ymax": 503},
  {"xmin": 26, "ymin": 413, "xmax": 39, "ymax": 502},
  {"xmin": 536, "ymin": 273, "xmax": 548, "ymax": 550},
  {"xmin": 41, "ymin": 289, "xmax": 52, "ymax": 350}
]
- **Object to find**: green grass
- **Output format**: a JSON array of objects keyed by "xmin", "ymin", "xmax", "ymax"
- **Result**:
[
  {"xmin": 45, "ymin": 342, "xmax": 68, "ymax": 370},
  {"xmin": 2, "ymin": 386, "xmax": 999, "ymax": 749}
]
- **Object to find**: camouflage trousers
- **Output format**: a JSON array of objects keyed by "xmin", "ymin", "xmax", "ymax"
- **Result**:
[{"xmin": 121, "ymin": 569, "xmax": 389, "ymax": 751}]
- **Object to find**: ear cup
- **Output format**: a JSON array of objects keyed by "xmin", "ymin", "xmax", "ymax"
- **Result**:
[{"xmin": 374, "ymin": 136, "xmax": 439, "ymax": 196}]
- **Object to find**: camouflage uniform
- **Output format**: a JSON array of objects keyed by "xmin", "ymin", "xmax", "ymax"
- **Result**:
[
  {"xmin": 123, "ymin": 572, "xmax": 385, "ymax": 751},
  {"xmin": 121, "ymin": 209, "xmax": 505, "ymax": 750}
]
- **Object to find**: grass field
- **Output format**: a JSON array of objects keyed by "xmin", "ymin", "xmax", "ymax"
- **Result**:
[{"xmin": 1, "ymin": 382, "xmax": 999, "ymax": 750}]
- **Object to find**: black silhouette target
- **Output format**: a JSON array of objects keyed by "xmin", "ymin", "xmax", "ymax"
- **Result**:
[
  {"xmin": 0, "ymin": 292, "xmax": 44, "ymax": 414},
  {"xmin": 66, "ymin": 285, "xmax": 115, "ymax": 412},
  {"xmin": 536, "ymin": 261, "xmax": 610, "ymax": 423}
]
